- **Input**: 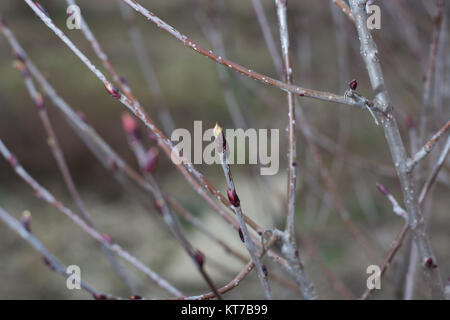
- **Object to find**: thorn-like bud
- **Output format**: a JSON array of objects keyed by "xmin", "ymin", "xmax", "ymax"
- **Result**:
[
  {"xmin": 130, "ymin": 295, "xmax": 142, "ymax": 300},
  {"xmin": 424, "ymin": 257, "xmax": 437, "ymax": 269},
  {"xmin": 144, "ymin": 147, "xmax": 159, "ymax": 173},
  {"xmin": 105, "ymin": 82, "xmax": 121, "ymax": 99},
  {"xmin": 194, "ymin": 250, "xmax": 204, "ymax": 268},
  {"xmin": 8, "ymin": 155, "xmax": 18, "ymax": 167},
  {"xmin": 376, "ymin": 182, "xmax": 389, "ymax": 196},
  {"xmin": 121, "ymin": 113, "xmax": 140, "ymax": 139},
  {"xmin": 349, "ymin": 79, "xmax": 358, "ymax": 91},
  {"xmin": 34, "ymin": 2, "xmax": 50, "ymax": 17},
  {"xmin": 21, "ymin": 210, "xmax": 32, "ymax": 232},
  {"xmin": 101, "ymin": 233, "xmax": 113, "ymax": 244},
  {"xmin": 227, "ymin": 188, "xmax": 240, "ymax": 207},
  {"xmin": 238, "ymin": 227, "xmax": 244, "ymax": 242},
  {"xmin": 42, "ymin": 256, "xmax": 55, "ymax": 271},
  {"xmin": 92, "ymin": 293, "xmax": 107, "ymax": 300},
  {"xmin": 262, "ymin": 264, "xmax": 268, "ymax": 278}
]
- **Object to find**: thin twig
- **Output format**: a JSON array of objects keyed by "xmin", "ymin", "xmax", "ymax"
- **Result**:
[
  {"xmin": 275, "ymin": 0, "xmax": 316, "ymax": 300},
  {"xmin": 407, "ymin": 120, "xmax": 450, "ymax": 172},
  {"xmin": 214, "ymin": 124, "xmax": 273, "ymax": 300}
]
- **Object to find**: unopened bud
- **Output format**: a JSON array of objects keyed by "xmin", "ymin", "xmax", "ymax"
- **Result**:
[
  {"xmin": 238, "ymin": 227, "xmax": 244, "ymax": 242},
  {"xmin": 121, "ymin": 113, "xmax": 140, "ymax": 139},
  {"xmin": 130, "ymin": 295, "xmax": 142, "ymax": 300},
  {"xmin": 376, "ymin": 183, "xmax": 389, "ymax": 196},
  {"xmin": 21, "ymin": 210, "xmax": 32, "ymax": 232},
  {"xmin": 35, "ymin": 93, "xmax": 44, "ymax": 110},
  {"xmin": 348, "ymin": 79, "xmax": 358, "ymax": 91},
  {"xmin": 194, "ymin": 250, "xmax": 204, "ymax": 268},
  {"xmin": 227, "ymin": 188, "xmax": 240, "ymax": 207},
  {"xmin": 92, "ymin": 293, "xmax": 107, "ymax": 300},
  {"xmin": 34, "ymin": 2, "xmax": 50, "ymax": 17},
  {"xmin": 105, "ymin": 82, "xmax": 121, "ymax": 99}
]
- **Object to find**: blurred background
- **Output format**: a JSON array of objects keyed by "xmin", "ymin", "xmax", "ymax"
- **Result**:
[{"xmin": 0, "ymin": 0, "xmax": 449, "ymax": 299}]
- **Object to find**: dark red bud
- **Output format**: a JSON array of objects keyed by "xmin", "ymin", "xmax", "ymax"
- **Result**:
[
  {"xmin": 349, "ymin": 79, "xmax": 358, "ymax": 90},
  {"xmin": 262, "ymin": 264, "xmax": 268, "ymax": 278},
  {"xmin": 425, "ymin": 257, "xmax": 437, "ymax": 269},
  {"xmin": 34, "ymin": 2, "xmax": 49, "ymax": 17},
  {"xmin": 105, "ymin": 82, "xmax": 121, "ymax": 99},
  {"xmin": 376, "ymin": 183, "xmax": 389, "ymax": 196},
  {"xmin": 92, "ymin": 293, "xmax": 107, "ymax": 300},
  {"xmin": 144, "ymin": 147, "xmax": 159, "ymax": 173},
  {"xmin": 42, "ymin": 256, "xmax": 55, "ymax": 271},
  {"xmin": 238, "ymin": 228, "xmax": 244, "ymax": 242},
  {"xmin": 130, "ymin": 295, "xmax": 142, "ymax": 300},
  {"xmin": 194, "ymin": 250, "xmax": 204, "ymax": 268},
  {"xmin": 227, "ymin": 188, "xmax": 240, "ymax": 207},
  {"xmin": 101, "ymin": 233, "xmax": 112, "ymax": 244},
  {"xmin": 21, "ymin": 211, "xmax": 32, "ymax": 232}
]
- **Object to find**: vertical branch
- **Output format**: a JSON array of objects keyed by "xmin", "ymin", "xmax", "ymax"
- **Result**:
[
  {"xmin": 275, "ymin": 0, "xmax": 316, "ymax": 300},
  {"xmin": 419, "ymin": 0, "xmax": 445, "ymax": 144},
  {"xmin": 349, "ymin": 0, "xmax": 444, "ymax": 299},
  {"xmin": 214, "ymin": 124, "xmax": 273, "ymax": 300}
]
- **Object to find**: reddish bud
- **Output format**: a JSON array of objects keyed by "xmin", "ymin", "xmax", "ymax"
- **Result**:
[
  {"xmin": 92, "ymin": 293, "xmax": 108, "ymax": 300},
  {"xmin": 21, "ymin": 210, "xmax": 32, "ymax": 232},
  {"xmin": 262, "ymin": 264, "xmax": 268, "ymax": 278},
  {"xmin": 238, "ymin": 228, "xmax": 244, "ymax": 242},
  {"xmin": 349, "ymin": 79, "xmax": 358, "ymax": 91},
  {"xmin": 121, "ymin": 113, "xmax": 140, "ymax": 139},
  {"xmin": 130, "ymin": 295, "xmax": 142, "ymax": 300},
  {"xmin": 425, "ymin": 257, "xmax": 437, "ymax": 269},
  {"xmin": 101, "ymin": 233, "xmax": 112, "ymax": 244},
  {"xmin": 42, "ymin": 256, "xmax": 55, "ymax": 271},
  {"xmin": 105, "ymin": 82, "xmax": 121, "ymax": 99},
  {"xmin": 144, "ymin": 147, "xmax": 159, "ymax": 173},
  {"xmin": 8, "ymin": 155, "xmax": 17, "ymax": 167},
  {"xmin": 194, "ymin": 250, "xmax": 204, "ymax": 268},
  {"xmin": 227, "ymin": 188, "xmax": 240, "ymax": 207},
  {"xmin": 376, "ymin": 183, "xmax": 389, "ymax": 196},
  {"xmin": 34, "ymin": 2, "xmax": 49, "ymax": 17},
  {"xmin": 406, "ymin": 115, "xmax": 415, "ymax": 130}
]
